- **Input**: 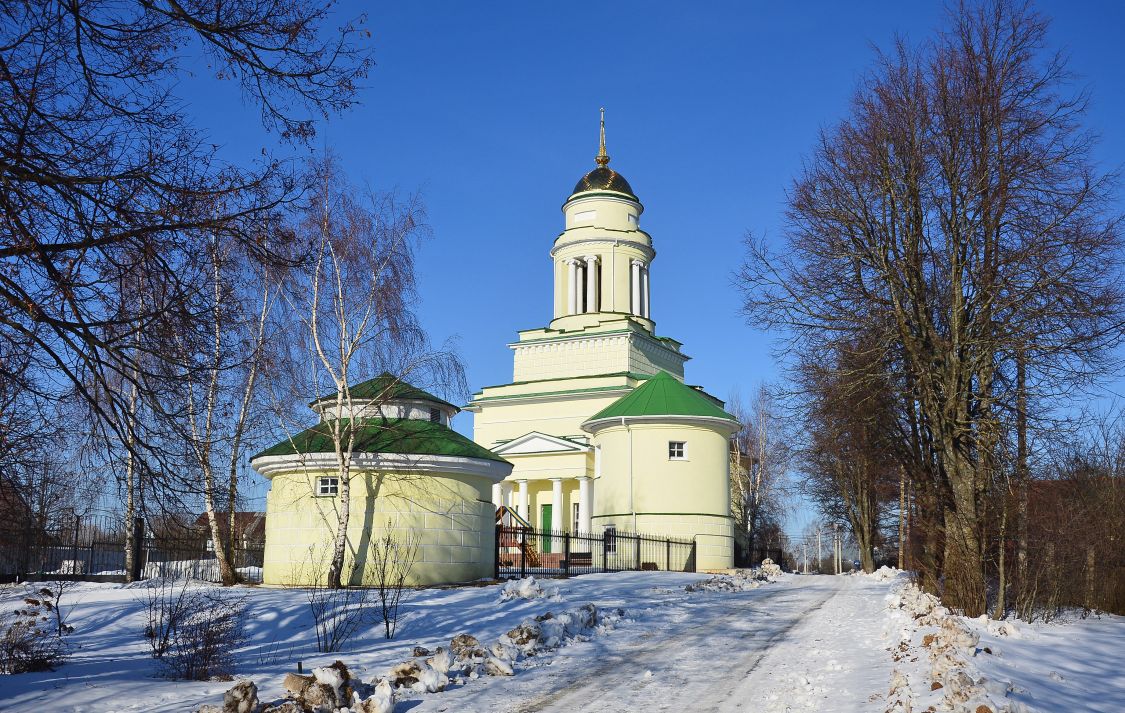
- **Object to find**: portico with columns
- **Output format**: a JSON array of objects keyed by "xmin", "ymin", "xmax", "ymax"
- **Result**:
[{"xmin": 467, "ymin": 112, "xmax": 736, "ymax": 569}]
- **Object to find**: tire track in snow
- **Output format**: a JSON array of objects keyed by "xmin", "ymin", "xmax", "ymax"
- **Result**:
[{"xmin": 505, "ymin": 576, "xmax": 845, "ymax": 713}]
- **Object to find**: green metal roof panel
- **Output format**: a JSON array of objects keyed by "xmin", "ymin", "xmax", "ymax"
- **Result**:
[
  {"xmin": 309, "ymin": 372, "xmax": 457, "ymax": 410},
  {"xmin": 252, "ymin": 418, "xmax": 507, "ymax": 463},
  {"xmin": 586, "ymin": 371, "xmax": 736, "ymax": 422}
]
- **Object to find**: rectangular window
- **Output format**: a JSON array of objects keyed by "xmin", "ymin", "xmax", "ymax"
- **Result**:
[
  {"xmin": 429, "ymin": 407, "xmax": 441, "ymax": 424},
  {"xmin": 604, "ymin": 525, "xmax": 617, "ymax": 553},
  {"xmin": 316, "ymin": 476, "xmax": 339, "ymax": 497},
  {"xmin": 668, "ymin": 441, "xmax": 687, "ymax": 460},
  {"xmin": 573, "ymin": 503, "xmax": 580, "ymax": 534}
]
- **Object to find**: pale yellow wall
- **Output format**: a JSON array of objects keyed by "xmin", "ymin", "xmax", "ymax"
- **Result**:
[
  {"xmin": 562, "ymin": 194, "xmax": 645, "ymax": 232},
  {"xmin": 509, "ymin": 323, "xmax": 686, "ymax": 382},
  {"xmin": 518, "ymin": 480, "xmax": 581, "ymax": 531},
  {"xmin": 551, "ymin": 192, "xmax": 653, "ymax": 322},
  {"xmin": 591, "ymin": 423, "xmax": 732, "ymax": 517},
  {"xmin": 263, "ymin": 467, "xmax": 496, "ymax": 586},
  {"xmin": 473, "ymin": 391, "xmax": 628, "ymax": 450},
  {"xmin": 502, "ymin": 451, "xmax": 590, "ymax": 482},
  {"xmin": 551, "ymin": 241, "xmax": 651, "ymax": 320},
  {"xmin": 589, "ymin": 422, "xmax": 734, "ymax": 569}
]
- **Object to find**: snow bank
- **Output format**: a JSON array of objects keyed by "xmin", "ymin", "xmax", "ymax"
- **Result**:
[
  {"xmin": 865, "ymin": 565, "xmax": 905, "ymax": 582},
  {"xmin": 223, "ymin": 597, "xmax": 630, "ymax": 712},
  {"xmin": 498, "ymin": 576, "xmax": 555, "ymax": 602},
  {"xmin": 758, "ymin": 558, "xmax": 784, "ymax": 578},
  {"xmin": 881, "ymin": 581, "xmax": 1031, "ymax": 713},
  {"xmin": 685, "ymin": 565, "xmax": 781, "ymax": 592}
]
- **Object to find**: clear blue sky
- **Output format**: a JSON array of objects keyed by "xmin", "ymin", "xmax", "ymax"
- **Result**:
[{"xmin": 194, "ymin": 2, "xmax": 1125, "ymax": 536}]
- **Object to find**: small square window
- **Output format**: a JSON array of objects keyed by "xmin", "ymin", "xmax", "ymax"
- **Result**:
[
  {"xmin": 668, "ymin": 441, "xmax": 687, "ymax": 460},
  {"xmin": 316, "ymin": 476, "xmax": 339, "ymax": 497},
  {"xmin": 429, "ymin": 407, "xmax": 441, "ymax": 424}
]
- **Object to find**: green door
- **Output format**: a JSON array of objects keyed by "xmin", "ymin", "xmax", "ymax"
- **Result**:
[{"xmin": 540, "ymin": 504, "xmax": 553, "ymax": 553}]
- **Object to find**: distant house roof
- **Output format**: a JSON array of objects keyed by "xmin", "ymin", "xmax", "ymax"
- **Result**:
[
  {"xmin": 193, "ymin": 512, "xmax": 266, "ymax": 541},
  {"xmin": 585, "ymin": 371, "xmax": 737, "ymax": 423},
  {"xmin": 252, "ymin": 418, "xmax": 508, "ymax": 464},
  {"xmin": 309, "ymin": 372, "xmax": 458, "ymax": 411}
]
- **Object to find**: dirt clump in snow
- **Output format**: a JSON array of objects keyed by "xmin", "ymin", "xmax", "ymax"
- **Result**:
[
  {"xmin": 504, "ymin": 622, "xmax": 542, "ymax": 654},
  {"xmin": 196, "ymin": 680, "xmax": 259, "ymax": 713},
  {"xmin": 411, "ymin": 645, "xmax": 431, "ymax": 657},
  {"xmin": 281, "ymin": 672, "xmax": 314, "ymax": 698},
  {"xmin": 385, "ymin": 660, "xmax": 424, "ymax": 688},
  {"xmin": 484, "ymin": 655, "xmax": 515, "ymax": 676},
  {"xmin": 449, "ymin": 633, "xmax": 481, "ymax": 657},
  {"xmin": 352, "ymin": 679, "xmax": 394, "ymax": 713}
]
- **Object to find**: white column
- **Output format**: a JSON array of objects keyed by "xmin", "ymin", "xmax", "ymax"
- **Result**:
[
  {"xmin": 584, "ymin": 255, "xmax": 599, "ymax": 313},
  {"xmin": 551, "ymin": 478, "xmax": 564, "ymax": 529},
  {"xmin": 491, "ymin": 482, "xmax": 503, "ymax": 509},
  {"xmin": 631, "ymin": 259, "xmax": 643, "ymax": 315},
  {"xmin": 501, "ymin": 481, "xmax": 512, "ymax": 508},
  {"xmin": 567, "ymin": 259, "xmax": 578, "ymax": 315},
  {"xmin": 642, "ymin": 265, "xmax": 650, "ymax": 318},
  {"xmin": 578, "ymin": 476, "xmax": 592, "ymax": 535},
  {"xmin": 517, "ymin": 479, "xmax": 529, "ymax": 521}
]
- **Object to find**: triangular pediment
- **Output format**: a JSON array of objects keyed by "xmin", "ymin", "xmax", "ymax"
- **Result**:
[{"xmin": 492, "ymin": 431, "xmax": 590, "ymax": 455}]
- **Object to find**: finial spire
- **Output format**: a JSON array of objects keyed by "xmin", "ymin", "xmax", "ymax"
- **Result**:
[{"xmin": 595, "ymin": 107, "xmax": 610, "ymax": 167}]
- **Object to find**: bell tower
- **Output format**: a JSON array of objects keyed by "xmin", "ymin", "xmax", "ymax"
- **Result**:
[{"xmin": 550, "ymin": 109, "xmax": 655, "ymax": 332}]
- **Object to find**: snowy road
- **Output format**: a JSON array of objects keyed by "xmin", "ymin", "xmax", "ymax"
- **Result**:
[{"xmin": 417, "ymin": 575, "xmax": 895, "ymax": 713}]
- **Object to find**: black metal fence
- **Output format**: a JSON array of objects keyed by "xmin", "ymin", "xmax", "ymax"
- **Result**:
[
  {"xmin": 495, "ymin": 525, "xmax": 696, "ymax": 579},
  {"xmin": 0, "ymin": 514, "xmax": 264, "ymax": 584}
]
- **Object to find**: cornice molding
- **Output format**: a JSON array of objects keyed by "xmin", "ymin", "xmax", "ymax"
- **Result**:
[{"xmin": 250, "ymin": 452, "xmax": 512, "ymax": 483}]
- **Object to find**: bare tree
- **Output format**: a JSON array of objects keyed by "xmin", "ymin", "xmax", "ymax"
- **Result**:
[
  {"xmin": 0, "ymin": 1, "xmax": 373, "ymax": 537},
  {"xmin": 796, "ymin": 342, "xmax": 899, "ymax": 573},
  {"xmin": 280, "ymin": 155, "xmax": 456, "ymax": 589},
  {"xmin": 176, "ymin": 233, "xmax": 281, "ymax": 585},
  {"xmin": 740, "ymin": 0, "xmax": 1124, "ymax": 615},
  {"xmin": 728, "ymin": 386, "xmax": 789, "ymax": 561}
]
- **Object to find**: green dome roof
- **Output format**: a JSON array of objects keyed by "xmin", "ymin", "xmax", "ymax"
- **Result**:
[
  {"xmin": 585, "ymin": 371, "xmax": 736, "ymax": 423},
  {"xmin": 252, "ymin": 418, "xmax": 508, "ymax": 463},
  {"xmin": 571, "ymin": 167, "xmax": 637, "ymax": 200},
  {"xmin": 309, "ymin": 372, "xmax": 457, "ymax": 411}
]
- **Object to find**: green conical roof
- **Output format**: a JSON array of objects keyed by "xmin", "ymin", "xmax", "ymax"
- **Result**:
[
  {"xmin": 585, "ymin": 371, "xmax": 737, "ymax": 423},
  {"xmin": 310, "ymin": 372, "xmax": 457, "ymax": 411},
  {"xmin": 252, "ymin": 418, "xmax": 507, "ymax": 463}
]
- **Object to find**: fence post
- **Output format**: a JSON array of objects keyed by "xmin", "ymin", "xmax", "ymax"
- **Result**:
[
  {"xmin": 131, "ymin": 517, "xmax": 144, "ymax": 582},
  {"xmin": 635, "ymin": 535, "xmax": 641, "ymax": 571},
  {"xmin": 602, "ymin": 531, "xmax": 609, "ymax": 573},
  {"xmin": 666, "ymin": 538, "xmax": 671, "ymax": 572},
  {"xmin": 520, "ymin": 527, "xmax": 527, "ymax": 579},
  {"xmin": 494, "ymin": 525, "xmax": 501, "ymax": 580},
  {"xmin": 563, "ymin": 533, "xmax": 571, "ymax": 577}
]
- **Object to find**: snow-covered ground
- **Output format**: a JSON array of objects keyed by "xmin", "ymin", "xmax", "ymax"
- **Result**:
[
  {"xmin": 1, "ymin": 570, "xmax": 1122, "ymax": 712},
  {"xmin": 879, "ymin": 567, "xmax": 1125, "ymax": 712}
]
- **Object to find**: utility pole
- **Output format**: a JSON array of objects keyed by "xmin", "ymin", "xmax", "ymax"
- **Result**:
[
  {"xmin": 837, "ymin": 531, "xmax": 841, "ymax": 574},
  {"xmin": 833, "ymin": 524, "xmax": 839, "ymax": 574},
  {"xmin": 817, "ymin": 526, "xmax": 823, "ymax": 573}
]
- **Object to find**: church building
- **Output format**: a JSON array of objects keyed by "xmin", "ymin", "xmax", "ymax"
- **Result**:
[{"xmin": 467, "ymin": 115, "xmax": 738, "ymax": 570}]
